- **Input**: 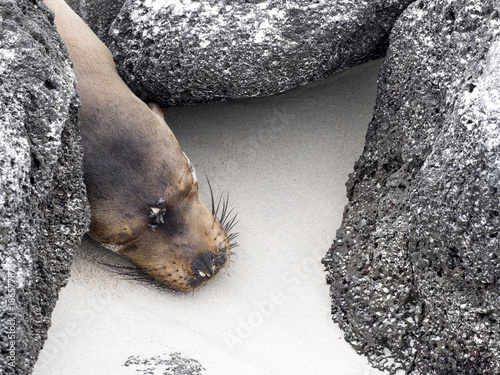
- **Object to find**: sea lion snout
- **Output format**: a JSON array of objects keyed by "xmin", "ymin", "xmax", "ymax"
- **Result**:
[
  {"xmin": 192, "ymin": 252, "xmax": 216, "ymax": 278},
  {"xmin": 189, "ymin": 249, "xmax": 229, "ymax": 288}
]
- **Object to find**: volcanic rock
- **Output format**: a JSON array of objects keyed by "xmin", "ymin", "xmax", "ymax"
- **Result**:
[
  {"xmin": 0, "ymin": 1, "xmax": 90, "ymax": 373},
  {"xmin": 68, "ymin": 0, "xmax": 413, "ymax": 105},
  {"xmin": 323, "ymin": 1, "xmax": 500, "ymax": 374}
]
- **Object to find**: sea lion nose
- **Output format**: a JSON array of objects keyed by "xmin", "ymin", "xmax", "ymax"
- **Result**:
[{"xmin": 191, "ymin": 251, "xmax": 216, "ymax": 278}]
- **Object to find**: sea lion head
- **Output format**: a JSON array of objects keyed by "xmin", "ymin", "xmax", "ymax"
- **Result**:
[
  {"xmin": 93, "ymin": 161, "xmax": 237, "ymax": 292},
  {"xmin": 121, "ymin": 173, "xmax": 236, "ymax": 291},
  {"xmin": 86, "ymin": 103, "xmax": 237, "ymax": 292}
]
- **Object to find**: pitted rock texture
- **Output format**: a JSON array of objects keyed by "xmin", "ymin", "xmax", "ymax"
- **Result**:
[
  {"xmin": 0, "ymin": 1, "xmax": 90, "ymax": 374},
  {"xmin": 68, "ymin": 0, "xmax": 413, "ymax": 105},
  {"xmin": 65, "ymin": 0, "xmax": 125, "ymax": 43},
  {"xmin": 323, "ymin": 1, "xmax": 500, "ymax": 374},
  {"xmin": 124, "ymin": 352, "xmax": 206, "ymax": 375}
]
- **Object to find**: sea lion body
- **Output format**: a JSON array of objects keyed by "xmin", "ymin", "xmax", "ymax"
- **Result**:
[{"xmin": 43, "ymin": 0, "xmax": 233, "ymax": 291}]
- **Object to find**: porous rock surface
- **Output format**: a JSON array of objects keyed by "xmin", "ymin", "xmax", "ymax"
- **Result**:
[
  {"xmin": 0, "ymin": 1, "xmax": 90, "ymax": 374},
  {"xmin": 65, "ymin": 0, "xmax": 124, "ymax": 44},
  {"xmin": 124, "ymin": 352, "xmax": 206, "ymax": 375},
  {"xmin": 68, "ymin": 0, "xmax": 413, "ymax": 105},
  {"xmin": 323, "ymin": 0, "xmax": 500, "ymax": 374}
]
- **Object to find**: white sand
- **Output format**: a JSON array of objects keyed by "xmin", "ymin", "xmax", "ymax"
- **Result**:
[{"xmin": 33, "ymin": 59, "xmax": 388, "ymax": 375}]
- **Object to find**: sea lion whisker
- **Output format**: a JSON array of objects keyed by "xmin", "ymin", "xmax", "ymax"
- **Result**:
[
  {"xmin": 221, "ymin": 207, "xmax": 236, "ymax": 226},
  {"xmin": 226, "ymin": 226, "xmax": 239, "ymax": 236},
  {"xmin": 100, "ymin": 265, "xmax": 150, "ymax": 281},
  {"xmin": 219, "ymin": 193, "xmax": 229, "ymax": 224},
  {"xmin": 224, "ymin": 213, "xmax": 239, "ymax": 233},
  {"xmin": 214, "ymin": 193, "xmax": 224, "ymax": 219},
  {"xmin": 94, "ymin": 261, "xmax": 139, "ymax": 274},
  {"xmin": 148, "ymin": 274, "xmax": 172, "ymax": 283},
  {"xmin": 141, "ymin": 269, "xmax": 168, "ymax": 275},
  {"xmin": 224, "ymin": 224, "xmax": 238, "ymax": 242},
  {"xmin": 110, "ymin": 265, "xmax": 183, "ymax": 293},
  {"xmin": 94, "ymin": 261, "xmax": 169, "ymax": 280},
  {"xmin": 215, "ymin": 227, "xmax": 225, "ymax": 240},
  {"xmin": 205, "ymin": 175, "xmax": 216, "ymax": 218},
  {"xmin": 205, "ymin": 177, "xmax": 236, "ymax": 233},
  {"xmin": 223, "ymin": 193, "xmax": 231, "ymax": 224}
]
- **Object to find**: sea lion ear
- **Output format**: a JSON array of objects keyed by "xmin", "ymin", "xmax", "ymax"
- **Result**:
[
  {"xmin": 113, "ymin": 225, "xmax": 138, "ymax": 243},
  {"xmin": 89, "ymin": 220, "xmax": 139, "ymax": 246},
  {"xmin": 147, "ymin": 102, "xmax": 165, "ymax": 119}
]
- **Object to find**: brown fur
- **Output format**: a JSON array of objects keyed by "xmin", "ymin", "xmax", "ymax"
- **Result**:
[{"xmin": 43, "ymin": 0, "xmax": 232, "ymax": 291}]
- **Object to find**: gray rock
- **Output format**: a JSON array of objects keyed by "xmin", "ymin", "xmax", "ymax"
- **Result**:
[
  {"xmin": 0, "ymin": 1, "xmax": 90, "ymax": 374},
  {"xmin": 68, "ymin": 0, "xmax": 413, "ymax": 105},
  {"xmin": 124, "ymin": 352, "xmax": 206, "ymax": 375},
  {"xmin": 323, "ymin": 0, "xmax": 500, "ymax": 374},
  {"xmin": 65, "ymin": 0, "xmax": 125, "ymax": 43}
]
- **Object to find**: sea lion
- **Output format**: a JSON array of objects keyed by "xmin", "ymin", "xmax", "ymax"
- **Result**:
[{"xmin": 43, "ymin": 0, "xmax": 236, "ymax": 291}]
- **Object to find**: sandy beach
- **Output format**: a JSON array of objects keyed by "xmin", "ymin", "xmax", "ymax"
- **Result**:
[{"xmin": 33, "ymin": 58, "xmax": 388, "ymax": 375}]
